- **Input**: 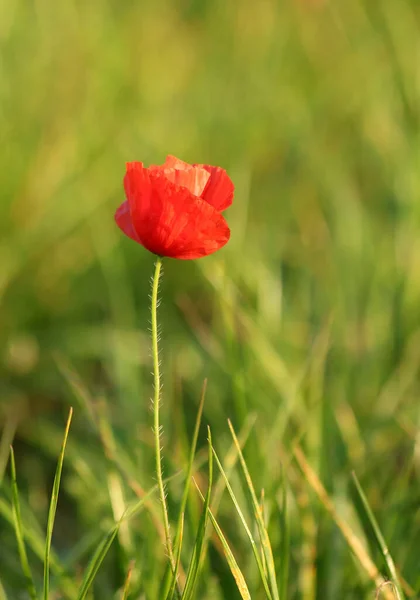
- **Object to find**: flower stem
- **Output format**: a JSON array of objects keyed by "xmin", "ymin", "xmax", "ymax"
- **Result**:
[{"xmin": 151, "ymin": 256, "xmax": 176, "ymax": 573}]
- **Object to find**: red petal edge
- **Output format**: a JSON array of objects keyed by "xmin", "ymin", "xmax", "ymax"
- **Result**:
[
  {"xmin": 196, "ymin": 164, "xmax": 234, "ymax": 212},
  {"xmin": 114, "ymin": 200, "xmax": 141, "ymax": 243},
  {"xmin": 124, "ymin": 166, "xmax": 230, "ymax": 259}
]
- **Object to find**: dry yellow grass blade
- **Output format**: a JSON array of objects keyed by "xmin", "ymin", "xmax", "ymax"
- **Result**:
[{"xmin": 293, "ymin": 445, "xmax": 414, "ymax": 599}]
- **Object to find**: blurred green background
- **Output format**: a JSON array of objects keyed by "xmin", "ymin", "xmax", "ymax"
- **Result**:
[{"xmin": 1, "ymin": 0, "xmax": 420, "ymax": 598}]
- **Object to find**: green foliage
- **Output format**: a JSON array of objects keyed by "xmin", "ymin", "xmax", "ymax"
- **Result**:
[
  {"xmin": 43, "ymin": 408, "xmax": 73, "ymax": 600},
  {"xmin": 10, "ymin": 447, "xmax": 37, "ymax": 600},
  {"xmin": 1, "ymin": 0, "xmax": 420, "ymax": 598}
]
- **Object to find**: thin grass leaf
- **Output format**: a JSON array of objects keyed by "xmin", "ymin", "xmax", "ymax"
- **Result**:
[
  {"xmin": 77, "ymin": 523, "xmax": 120, "ymax": 600},
  {"xmin": 166, "ymin": 513, "xmax": 184, "ymax": 600},
  {"xmin": 59, "ymin": 358, "xmax": 173, "ymax": 570},
  {"xmin": 9, "ymin": 447, "xmax": 37, "ymax": 600},
  {"xmin": 194, "ymin": 481, "xmax": 251, "ymax": 600},
  {"xmin": 194, "ymin": 414, "xmax": 256, "ymax": 583},
  {"xmin": 121, "ymin": 560, "xmax": 135, "ymax": 600},
  {"xmin": 43, "ymin": 407, "xmax": 73, "ymax": 600},
  {"xmin": 181, "ymin": 426, "xmax": 213, "ymax": 600},
  {"xmin": 293, "ymin": 444, "xmax": 402, "ymax": 596},
  {"xmin": 0, "ymin": 578, "xmax": 8, "ymax": 600},
  {"xmin": 0, "ymin": 411, "xmax": 18, "ymax": 486},
  {"xmin": 178, "ymin": 380, "xmax": 207, "ymax": 524},
  {"xmin": 352, "ymin": 472, "xmax": 405, "ymax": 600},
  {"xmin": 162, "ymin": 380, "xmax": 207, "ymax": 600},
  {"xmin": 259, "ymin": 489, "xmax": 268, "ymax": 580},
  {"xmin": 211, "ymin": 414, "xmax": 256, "ymax": 515},
  {"xmin": 211, "ymin": 443, "xmax": 273, "ymax": 600},
  {"xmin": 0, "ymin": 494, "xmax": 86, "ymax": 600},
  {"xmin": 228, "ymin": 419, "xmax": 279, "ymax": 600},
  {"xmin": 278, "ymin": 473, "xmax": 289, "ymax": 600},
  {"xmin": 62, "ymin": 529, "xmax": 106, "ymax": 570},
  {"xmin": 77, "ymin": 492, "xmax": 153, "ymax": 600}
]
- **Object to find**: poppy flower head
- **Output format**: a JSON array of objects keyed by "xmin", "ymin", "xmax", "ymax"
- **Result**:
[{"xmin": 115, "ymin": 155, "xmax": 234, "ymax": 260}]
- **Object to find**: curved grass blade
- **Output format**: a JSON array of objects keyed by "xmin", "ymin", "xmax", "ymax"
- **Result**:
[
  {"xmin": 352, "ymin": 472, "xmax": 405, "ymax": 600},
  {"xmin": 162, "ymin": 380, "xmax": 207, "ymax": 600},
  {"xmin": 0, "ymin": 494, "xmax": 85, "ymax": 599},
  {"xmin": 43, "ymin": 407, "xmax": 73, "ymax": 600},
  {"xmin": 178, "ymin": 380, "xmax": 207, "ymax": 524},
  {"xmin": 259, "ymin": 490, "xmax": 268, "ymax": 579},
  {"xmin": 194, "ymin": 481, "xmax": 251, "ymax": 600},
  {"xmin": 58, "ymin": 356, "xmax": 175, "ymax": 578},
  {"xmin": 211, "ymin": 443, "xmax": 273, "ymax": 600},
  {"xmin": 121, "ymin": 560, "xmax": 135, "ymax": 600},
  {"xmin": 293, "ymin": 444, "xmax": 415, "ymax": 598},
  {"xmin": 10, "ymin": 446, "xmax": 37, "ymax": 600},
  {"xmin": 278, "ymin": 474, "xmax": 290, "ymax": 600},
  {"xmin": 77, "ymin": 523, "xmax": 120, "ymax": 600},
  {"xmin": 227, "ymin": 420, "xmax": 279, "ymax": 600},
  {"xmin": 211, "ymin": 414, "xmax": 256, "ymax": 515},
  {"xmin": 181, "ymin": 426, "xmax": 213, "ymax": 600},
  {"xmin": 166, "ymin": 513, "xmax": 184, "ymax": 600},
  {"xmin": 77, "ymin": 484, "xmax": 158, "ymax": 600}
]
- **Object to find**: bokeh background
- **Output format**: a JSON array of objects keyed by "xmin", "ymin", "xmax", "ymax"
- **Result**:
[{"xmin": 1, "ymin": 0, "xmax": 420, "ymax": 598}]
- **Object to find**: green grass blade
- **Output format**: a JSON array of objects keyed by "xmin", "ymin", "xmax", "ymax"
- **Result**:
[
  {"xmin": 259, "ymin": 490, "xmax": 268, "ymax": 579},
  {"xmin": 211, "ymin": 414, "xmax": 256, "ymax": 515},
  {"xmin": 293, "ymin": 444, "xmax": 393, "ymax": 591},
  {"xmin": 228, "ymin": 420, "xmax": 279, "ymax": 600},
  {"xmin": 181, "ymin": 426, "xmax": 213, "ymax": 600},
  {"xmin": 9, "ymin": 446, "xmax": 37, "ymax": 600},
  {"xmin": 162, "ymin": 380, "xmax": 207, "ymax": 600},
  {"xmin": 121, "ymin": 561, "xmax": 135, "ymax": 600},
  {"xmin": 166, "ymin": 513, "xmax": 184, "ymax": 600},
  {"xmin": 77, "ymin": 524, "xmax": 120, "ymax": 600},
  {"xmin": 58, "ymin": 358, "xmax": 172, "ymax": 565},
  {"xmin": 352, "ymin": 472, "xmax": 405, "ymax": 600},
  {"xmin": 43, "ymin": 407, "xmax": 73, "ymax": 600},
  {"xmin": 0, "ymin": 411, "xmax": 18, "ymax": 486},
  {"xmin": 0, "ymin": 494, "xmax": 81, "ymax": 599},
  {"xmin": 278, "ymin": 474, "xmax": 289, "ymax": 600},
  {"xmin": 0, "ymin": 577, "xmax": 8, "ymax": 600},
  {"xmin": 178, "ymin": 379, "xmax": 207, "ymax": 524},
  {"xmin": 196, "ymin": 415, "xmax": 256, "ymax": 585},
  {"xmin": 211, "ymin": 443, "xmax": 273, "ymax": 600},
  {"xmin": 77, "ymin": 492, "xmax": 153, "ymax": 600},
  {"xmin": 194, "ymin": 481, "xmax": 251, "ymax": 600}
]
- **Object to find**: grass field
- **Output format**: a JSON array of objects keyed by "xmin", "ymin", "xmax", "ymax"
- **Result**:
[{"xmin": 1, "ymin": 0, "xmax": 420, "ymax": 598}]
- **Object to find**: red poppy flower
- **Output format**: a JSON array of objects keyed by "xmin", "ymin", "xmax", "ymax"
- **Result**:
[{"xmin": 115, "ymin": 155, "xmax": 234, "ymax": 260}]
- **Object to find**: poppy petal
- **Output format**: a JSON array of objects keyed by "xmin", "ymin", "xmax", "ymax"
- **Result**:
[
  {"xmin": 124, "ymin": 165, "xmax": 230, "ymax": 259},
  {"xmin": 149, "ymin": 156, "xmax": 210, "ymax": 196},
  {"xmin": 161, "ymin": 166, "xmax": 210, "ymax": 197},
  {"xmin": 163, "ymin": 155, "xmax": 191, "ymax": 170},
  {"xmin": 197, "ymin": 165, "xmax": 234, "ymax": 211},
  {"xmin": 114, "ymin": 200, "xmax": 141, "ymax": 243}
]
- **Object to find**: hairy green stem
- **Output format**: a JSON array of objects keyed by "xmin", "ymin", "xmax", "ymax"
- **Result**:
[{"xmin": 151, "ymin": 257, "xmax": 176, "ymax": 573}]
